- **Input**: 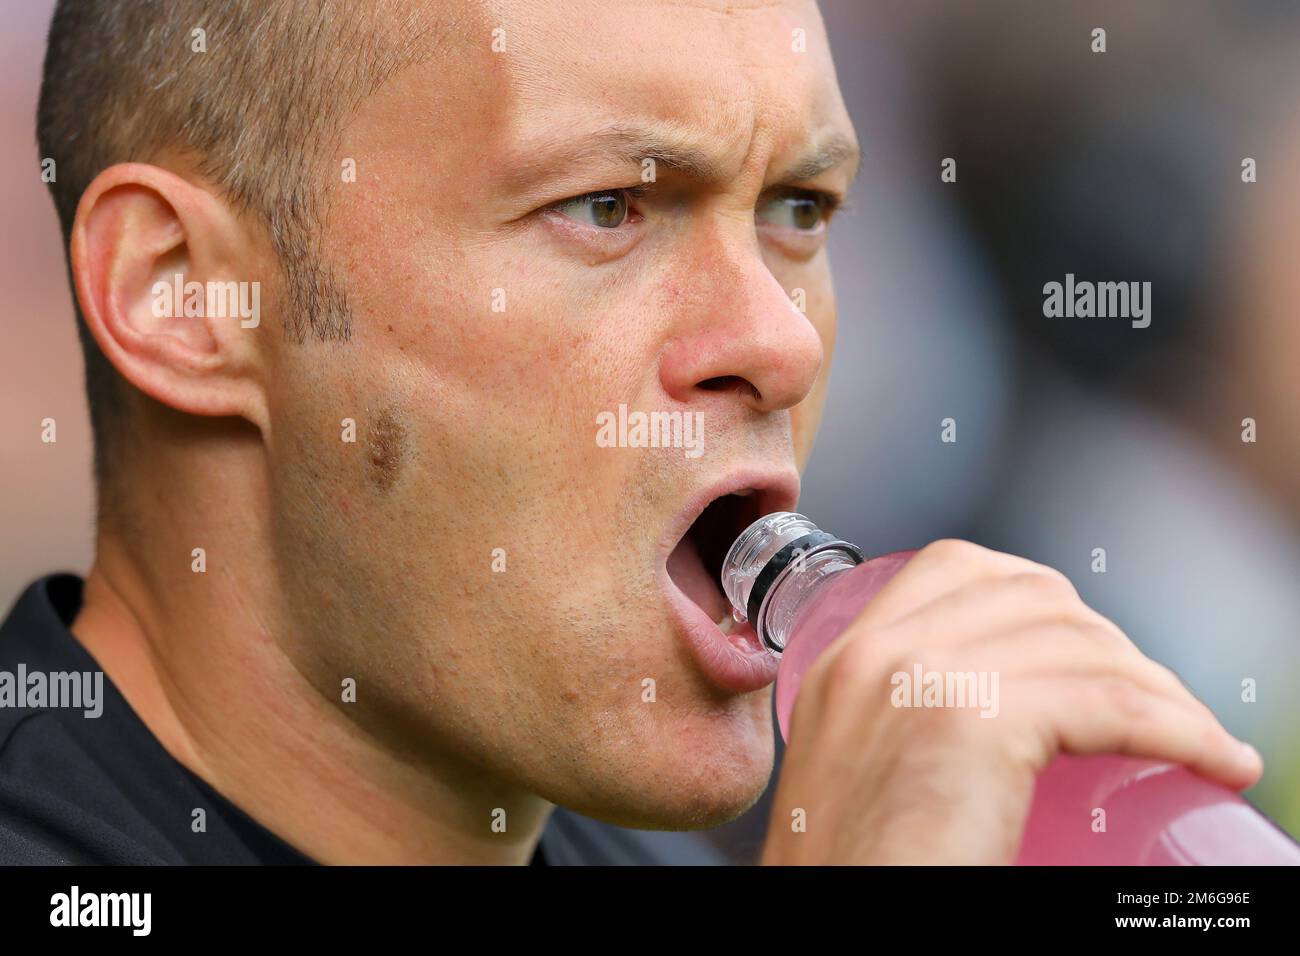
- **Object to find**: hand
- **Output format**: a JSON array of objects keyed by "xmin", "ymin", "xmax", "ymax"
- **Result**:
[{"xmin": 760, "ymin": 539, "xmax": 1262, "ymax": 864}]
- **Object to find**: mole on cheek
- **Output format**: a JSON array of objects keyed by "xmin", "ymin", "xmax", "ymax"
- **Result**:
[{"xmin": 366, "ymin": 408, "xmax": 407, "ymax": 492}]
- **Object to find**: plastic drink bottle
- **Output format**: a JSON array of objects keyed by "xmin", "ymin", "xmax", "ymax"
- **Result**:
[{"xmin": 719, "ymin": 512, "xmax": 1300, "ymax": 865}]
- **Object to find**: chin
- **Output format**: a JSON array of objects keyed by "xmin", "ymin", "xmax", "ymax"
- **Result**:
[{"xmin": 565, "ymin": 693, "xmax": 777, "ymax": 830}]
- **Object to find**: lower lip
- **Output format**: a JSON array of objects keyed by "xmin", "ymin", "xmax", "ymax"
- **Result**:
[{"xmin": 659, "ymin": 574, "xmax": 780, "ymax": 694}]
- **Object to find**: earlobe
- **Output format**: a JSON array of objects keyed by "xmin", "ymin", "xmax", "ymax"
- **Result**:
[{"xmin": 70, "ymin": 162, "xmax": 269, "ymax": 429}]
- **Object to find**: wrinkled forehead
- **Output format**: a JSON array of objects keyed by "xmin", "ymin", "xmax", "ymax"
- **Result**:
[{"xmin": 486, "ymin": 0, "xmax": 852, "ymax": 186}]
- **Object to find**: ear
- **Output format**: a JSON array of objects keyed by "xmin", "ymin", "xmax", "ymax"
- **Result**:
[{"xmin": 70, "ymin": 162, "xmax": 270, "ymax": 433}]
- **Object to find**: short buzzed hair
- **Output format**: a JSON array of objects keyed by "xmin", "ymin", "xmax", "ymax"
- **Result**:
[{"xmin": 37, "ymin": 0, "xmax": 440, "ymax": 489}]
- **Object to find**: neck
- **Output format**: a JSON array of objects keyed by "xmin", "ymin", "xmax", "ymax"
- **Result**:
[{"xmin": 72, "ymin": 442, "xmax": 551, "ymax": 864}]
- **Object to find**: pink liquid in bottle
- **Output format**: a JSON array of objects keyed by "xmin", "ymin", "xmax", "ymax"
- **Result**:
[{"xmin": 721, "ymin": 513, "xmax": 1300, "ymax": 865}]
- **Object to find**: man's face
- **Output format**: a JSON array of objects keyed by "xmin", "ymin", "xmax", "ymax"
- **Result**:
[{"xmin": 263, "ymin": 0, "xmax": 857, "ymax": 827}]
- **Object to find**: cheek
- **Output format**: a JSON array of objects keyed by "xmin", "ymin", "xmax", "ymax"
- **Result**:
[
  {"xmin": 791, "ymin": 288, "xmax": 836, "ymax": 466},
  {"xmin": 791, "ymin": 384, "xmax": 827, "ymax": 469}
]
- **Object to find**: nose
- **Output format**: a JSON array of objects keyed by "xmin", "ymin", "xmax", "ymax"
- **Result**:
[{"xmin": 657, "ymin": 228, "xmax": 825, "ymax": 415}]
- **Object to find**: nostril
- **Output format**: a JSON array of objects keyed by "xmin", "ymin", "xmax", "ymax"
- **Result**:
[{"xmin": 698, "ymin": 376, "xmax": 760, "ymax": 401}]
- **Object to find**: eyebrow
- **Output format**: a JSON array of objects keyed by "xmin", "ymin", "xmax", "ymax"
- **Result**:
[
  {"xmin": 777, "ymin": 136, "xmax": 861, "ymax": 184},
  {"xmin": 509, "ymin": 123, "xmax": 726, "ymax": 183},
  {"xmin": 504, "ymin": 122, "xmax": 860, "ymax": 194}
]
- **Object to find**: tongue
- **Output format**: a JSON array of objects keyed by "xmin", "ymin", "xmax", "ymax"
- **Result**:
[{"xmin": 667, "ymin": 535, "xmax": 729, "ymax": 622}]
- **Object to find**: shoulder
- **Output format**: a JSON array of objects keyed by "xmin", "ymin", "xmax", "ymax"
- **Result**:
[
  {"xmin": 0, "ymin": 577, "xmax": 176, "ymax": 864},
  {"xmin": 0, "ymin": 706, "xmax": 176, "ymax": 865}
]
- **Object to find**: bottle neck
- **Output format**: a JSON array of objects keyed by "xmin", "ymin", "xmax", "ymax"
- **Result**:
[
  {"xmin": 755, "ymin": 545, "xmax": 861, "ymax": 653},
  {"xmin": 719, "ymin": 511, "xmax": 865, "ymax": 653}
]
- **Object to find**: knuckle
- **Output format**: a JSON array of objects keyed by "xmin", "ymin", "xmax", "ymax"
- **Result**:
[
  {"xmin": 887, "ymin": 646, "xmax": 954, "ymax": 683},
  {"xmin": 1077, "ymin": 617, "xmax": 1126, "ymax": 649},
  {"xmin": 1193, "ymin": 714, "xmax": 1223, "ymax": 752},
  {"xmin": 1014, "ymin": 567, "xmax": 1079, "ymax": 602},
  {"xmin": 817, "ymin": 634, "xmax": 894, "ymax": 703},
  {"xmin": 918, "ymin": 538, "xmax": 986, "ymax": 567},
  {"xmin": 1081, "ymin": 610, "xmax": 1129, "ymax": 643},
  {"xmin": 997, "ymin": 728, "xmax": 1049, "ymax": 776},
  {"xmin": 1145, "ymin": 659, "xmax": 1194, "ymax": 698},
  {"xmin": 1098, "ymin": 677, "xmax": 1152, "ymax": 724},
  {"xmin": 823, "ymin": 638, "xmax": 960, "ymax": 718}
]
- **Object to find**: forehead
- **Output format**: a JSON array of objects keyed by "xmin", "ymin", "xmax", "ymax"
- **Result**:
[{"xmin": 488, "ymin": 0, "xmax": 850, "ymax": 178}]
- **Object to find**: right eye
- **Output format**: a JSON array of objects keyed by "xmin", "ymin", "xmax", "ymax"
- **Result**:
[{"xmin": 550, "ymin": 190, "xmax": 632, "ymax": 228}]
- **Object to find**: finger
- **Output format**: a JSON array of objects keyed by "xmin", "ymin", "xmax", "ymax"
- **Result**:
[
  {"xmin": 960, "ymin": 622, "xmax": 1203, "ymax": 711},
  {"xmin": 854, "ymin": 540, "xmax": 1071, "ymax": 630},
  {"xmin": 857, "ymin": 569, "xmax": 1089, "ymax": 653},
  {"xmin": 1025, "ymin": 675, "xmax": 1263, "ymax": 790},
  {"xmin": 863, "ymin": 610, "xmax": 1222, "ymax": 734}
]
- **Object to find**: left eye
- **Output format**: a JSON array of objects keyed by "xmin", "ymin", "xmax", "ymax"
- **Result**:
[
  {"xmin": 757, "ymin": 191, "xmax": 835, "ymax": 231},
  {"xmin": 551, "ymin": 190, "xmax": 630, "ymax": 228}
]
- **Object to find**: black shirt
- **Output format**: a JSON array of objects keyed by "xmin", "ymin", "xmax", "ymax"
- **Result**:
[{"xmin": 0, "ymin": 576, "xmax": 724, "ymax": 866}]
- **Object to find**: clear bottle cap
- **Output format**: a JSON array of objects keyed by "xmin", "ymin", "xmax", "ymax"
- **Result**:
[
  {"xmin": 720, "ymin": 512, "xmax": 822, "ymax": 621},
  {"xmin": 721, "ymin": 512, "xmax": 865, "ymax": 652}
]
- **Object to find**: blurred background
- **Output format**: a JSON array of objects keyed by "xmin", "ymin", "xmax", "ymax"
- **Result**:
[{"xmin": 3, "ymin": 0, "xmax": 1298, "ymax": 862}]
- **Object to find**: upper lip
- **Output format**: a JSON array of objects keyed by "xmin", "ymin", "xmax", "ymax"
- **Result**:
[{"xmin": 657, "ymin": 467, "xmax": 801, "ymax": 563}]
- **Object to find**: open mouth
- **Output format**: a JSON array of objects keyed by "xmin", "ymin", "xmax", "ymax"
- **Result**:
[
  {"xmin": 666, "ymin": 488, "xmax": 767, "ymax": 630},
  {"xmin": 658, "ymin": 473, "xmax": 797, "ymax": 693}
]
